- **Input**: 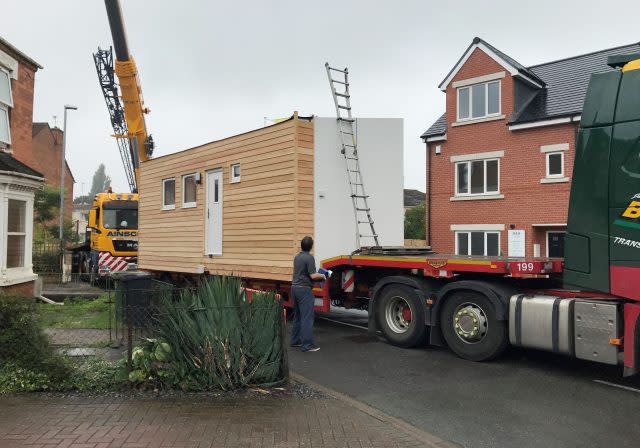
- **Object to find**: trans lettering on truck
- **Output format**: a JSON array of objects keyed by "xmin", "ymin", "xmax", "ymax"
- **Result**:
[{"xmin": 106, "ymin": 231, "xmax": 138, "ymax": 237}]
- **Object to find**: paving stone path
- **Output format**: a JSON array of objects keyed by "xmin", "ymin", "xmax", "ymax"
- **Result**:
[{"xmin": 0, "ymin": 394, "xmax": 434, "ymax": 448}]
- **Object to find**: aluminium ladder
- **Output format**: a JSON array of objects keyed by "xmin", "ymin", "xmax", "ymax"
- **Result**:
[{"xmin": 325, "ymin": 62, "xmax": 380, "ymax": 250}]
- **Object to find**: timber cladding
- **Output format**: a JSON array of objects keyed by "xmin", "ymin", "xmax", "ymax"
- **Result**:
[{"xmin": 138, "ymin": 114, "xmax": 313, "ymax": 282}]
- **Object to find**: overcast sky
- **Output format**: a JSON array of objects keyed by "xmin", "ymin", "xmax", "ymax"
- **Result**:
[{"xmin": 4, "ymin": 0, "xmax": 640, "ymax": 195}]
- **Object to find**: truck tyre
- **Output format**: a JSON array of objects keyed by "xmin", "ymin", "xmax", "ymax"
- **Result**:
[
  {"xmin": 377, "ymin": 284, "xmax": 426, "ymax": 348},
  {"xmin": 440, "ymin": 290, "xmax": 507, "ymax": 361}
]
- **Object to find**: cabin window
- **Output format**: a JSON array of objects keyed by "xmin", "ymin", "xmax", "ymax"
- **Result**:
[
  {"xmin": 162, "ymin": 178, "xmax": 175, "ymax": 210},
  {"xmin": 0, "ymin": 68, "xmax": 13, "ymax": 145},
  {"xmin": 230, "ymin": 163, "xmax": 241, "ymax": 183},
  {"xmin": 182, "ymin": 174, "xmax": 197, "ymax": 208}
]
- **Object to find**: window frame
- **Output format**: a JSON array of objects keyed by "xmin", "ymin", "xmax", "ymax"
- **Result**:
[
  {"xmin": 456, "ymin": 80, "xmax": 501, "ymax": 122},
  {"xmin": 182, "ymin": 173, "xmax": 197, "ymax": 208},
  {"xmin": 454, "ymin": 158, "xmax": 500, "ymax": 196},
  {"xmin": 0, "ymin": 67, "xmax": 13, "ymax": 108},
  {"xmin": 162, "ymin": 178, "xmax": 176, "ymax": 210},
  {"xmin": 455, "ymin": 230, "xmax": 501, "ymax": 257},
  {"xmin": 6, "ymin": 198, "xmax": 27, "ymax": 269},
  {"xmin": 545, "ymin": 151, "xmax": 564, "ymax": 179},
  {"xmin": 0, "ymin": 103, "xmax": 10, "ymax": 145},
  {"xmin": 230, "ymin": 163, "xmax": 241, "ymax": 183}
]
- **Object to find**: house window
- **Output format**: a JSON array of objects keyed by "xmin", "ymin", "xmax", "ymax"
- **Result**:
[
  {"xmin": 456, "ymin": 231, "xmax": 500, "ymax": 256},
  {"xmin": 455, "ymin": 159, "xmax": 499, "ymax": 195},
  {"xmin": 546, "ymin": 152, "xmax": 564, "ymax": 178},
  {"xmin": 457, "ymin": 80, "xmax": 500, "ymax": 121},
  {"xmin": 0, "ymin": 68, "xmax": 12, "ymax": 145},
  {"xmin": 6, "ymin": 199, "xmax": 26, "ymax": 268},
  {"xmin": 162, "ymin": 178, "xmax": 175, "ymax": 210},
  {"xmin": 230, "ymin": 163, "xmax": 241, "ymax": 183},
  {"xmin": 182, "ymin": 174, "xmax": 197, "ymax": 208}
]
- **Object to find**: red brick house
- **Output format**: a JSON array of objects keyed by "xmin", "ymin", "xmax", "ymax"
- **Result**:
[
  {"xmin": 31, "ymin": 122, "xmax": 75, "ymax": 222},
  {"xmin": 1, "ymin": 36, "xmax": 44, "ymax": 296},
  {"xmin": 421, "ymin": 37, "xmax": 640, "ymax": 259}
]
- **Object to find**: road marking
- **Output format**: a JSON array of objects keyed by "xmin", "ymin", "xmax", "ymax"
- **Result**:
[
  {"xmin": 317, "ymin": 316, "xmax": 368, "ymax": 331},
  {"xmin": 593, "ymin": 380, "xmax": 640, "ymax": 393}
]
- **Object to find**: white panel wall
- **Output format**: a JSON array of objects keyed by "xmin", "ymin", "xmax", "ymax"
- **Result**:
[{"xmin": 313, "ymin": 117, "xmax": 404, "ymax": 264}]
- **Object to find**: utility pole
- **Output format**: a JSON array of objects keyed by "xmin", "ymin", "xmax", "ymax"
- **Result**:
[{"xmin": 59, "ymin": 105, "xmax": 77, "ymax": 262}]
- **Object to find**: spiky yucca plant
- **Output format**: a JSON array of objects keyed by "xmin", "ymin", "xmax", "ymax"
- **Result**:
[{"xmin": 156, "ymin": 276, "xmax": 285, "ymax": 390}]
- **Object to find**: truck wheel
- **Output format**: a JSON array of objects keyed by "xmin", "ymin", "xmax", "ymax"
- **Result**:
[
  {"xmin": 440, "ymin": 291, "xmax": 507, "ymax": 361},
  {"xmin": 377, "ymin": 285, "xmax": 426, "ymax": 348}
]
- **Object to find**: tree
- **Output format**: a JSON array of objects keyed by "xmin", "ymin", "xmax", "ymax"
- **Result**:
[
  {"xmin": 34, "ymin": 185, "xmax": 60, "ymax": 226},
  {"xmin": 404, "ymin": 204, "xmax": 426, "ymax": 240},
  {"xmin": 88, "ymin": 164, "xmax": 111, "ymax": 198},
  {"xmin": 73, "ymin": 195, "xmax": 90, "ymax": 204}
]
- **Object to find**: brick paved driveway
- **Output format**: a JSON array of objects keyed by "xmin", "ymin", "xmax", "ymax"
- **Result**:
[{"xmin": 0, "ymin": 394, "xmax": 428, "ymax": 448}]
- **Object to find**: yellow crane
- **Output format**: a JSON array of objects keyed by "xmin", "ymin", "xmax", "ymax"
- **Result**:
[{"xmin": 73, "ymin": 0, "xmax": 152, "ymax": 279}]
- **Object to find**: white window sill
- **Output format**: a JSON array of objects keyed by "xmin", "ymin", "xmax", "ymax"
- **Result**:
[
  {"xmin": 182, "ymin": 203, "xmax": 197, "ymax": 209},
  {"xmin": 230, "ymin": 178, "xmax": 241, "ymax": 184},
  {"xmin": 450, "ymin": 194, "xmax": 504, "ymax": 201},
  {"xmin": 452, "ymin": 115, "xmax": 505, "ymax": 127},
  {"xmin": 540, "ymin": 177, "xmax": 570, "ymax": 184},
  {"xmin": 0, "ymin": 270, "xmax": 37, "ymax": 287},
  {"xmin": 162, "ymin": 205, "xmax": 175, "ymax": 211}
]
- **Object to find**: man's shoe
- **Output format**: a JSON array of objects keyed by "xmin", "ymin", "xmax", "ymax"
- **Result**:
[
  {"xmin": 290, "ymin": 343, "xmax": 302, "ymax": 348},
  {"xmin": 302, "ymin": 345, "xmax": 320, "ymax": 352}
]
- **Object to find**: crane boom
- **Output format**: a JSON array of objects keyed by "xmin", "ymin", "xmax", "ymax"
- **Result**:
[{"xmin": 97, "ymin": 0, "xmax": 154, "ymax": 192}]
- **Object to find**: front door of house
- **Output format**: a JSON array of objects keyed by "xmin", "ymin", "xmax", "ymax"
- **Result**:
[
  {"xmin": 206, "ymin": 169, "xmax": 223, "ymax": 255},
  {"xmin": 547, "ymin": 232, "xmax": 565, "ymax": 258}
]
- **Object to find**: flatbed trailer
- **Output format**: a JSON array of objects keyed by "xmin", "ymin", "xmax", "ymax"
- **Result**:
[{"xmin": 280, "ymin": 246, "xmax": 639, "ymax": 377}]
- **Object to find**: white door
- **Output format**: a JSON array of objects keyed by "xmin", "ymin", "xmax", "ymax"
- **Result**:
[{"xmin": 206, "ymin": 170, "xmax": 223, "ymax": 255}]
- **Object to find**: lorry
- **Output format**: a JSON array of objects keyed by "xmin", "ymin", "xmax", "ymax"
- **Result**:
[
  {"xmin": 310, "ymin": 54, "xmax": 640, "ymax": 376},
  {"xmin": 72, "ymin": 0, "xmax": 153, "ymax": 279},
  {"xmin": 98, "ymin": 0, "xmax": 640, "ymax": 376}
]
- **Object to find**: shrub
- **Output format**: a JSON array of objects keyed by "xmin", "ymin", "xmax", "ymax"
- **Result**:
[
  {"xmin": 0, "ymin": 294, "xmax": 71, "ymax": 383},
  {"xmin": 128, "ymin": 276, "xmax": 286, "ymax": 390},
  {"xmin": 0, "ymin": 294, "xmax": 125, "ymax": 393}
]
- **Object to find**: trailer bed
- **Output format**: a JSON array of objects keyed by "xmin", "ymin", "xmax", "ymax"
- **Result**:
[{"xmin": 321, "ymin": 246, "xmax": 564, "ymax": 278}]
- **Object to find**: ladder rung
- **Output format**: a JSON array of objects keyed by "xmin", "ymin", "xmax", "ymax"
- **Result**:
[
  {"xmin": 358, "ymin": 221, "xmax": 373, "ymax": 224},
  {"xmin": 331, "ymin": 79, "xmax": 348, "ymax": 86},
  {"xmin": 345, "ymin": 157, "xmax": 358, "ymax": 160},
  {"xmin": 356, "ymin": 207, "xmax": 370, "ymax": 211},
  {"xmin": 343, "ymin": 144, "xmax": 355, "ymax": 148},
  {"xmin": 338, "ymin": 105, "xmax": 351, "ymax": 110},
  {"xmin": 352, "ymin": 195, "xmax": 369, "ymax": 198},
  {"xmin": 359, "ymin": 234, "xmax": 378, "ymax": 238},
  {"xmin": 329, "ymin": 67, "xmax": 347, "ymax": 73},
  {"xmin": 340, "ymin": 131, "xmax": 354, "ymax": 135},
  {"xmin": 337, "ymin": 117, "xmax": 355, "ymax": 122},
  {"xmin": 335, "ymin": 92, "xmax": 349, "ymax": 98}
]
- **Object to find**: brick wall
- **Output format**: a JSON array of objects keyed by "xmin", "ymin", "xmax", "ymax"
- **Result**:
[
  {"xmin": 427, "ymin": 48, "xmax": 577, "ymax": 257},
  {"xmin": 31, "ymin": 125, "xmax": 74, "ymax": 221},
  {"xmin": 0, "ymin": 280, "xmax": 35, "ymax": 297},
  {"xmin": 5, "ymin": 62, "xmax": 37, "ymax": 166}
]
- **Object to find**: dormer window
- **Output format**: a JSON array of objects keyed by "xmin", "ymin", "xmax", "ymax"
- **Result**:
[{"xmin": 457, "ymin": 80, "xmax": 500, "ymax": 121}]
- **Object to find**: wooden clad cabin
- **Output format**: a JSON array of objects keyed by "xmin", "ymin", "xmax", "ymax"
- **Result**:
[{"xmin": 138, "ymin": 113, "xmax": 404, "ymax": 283}]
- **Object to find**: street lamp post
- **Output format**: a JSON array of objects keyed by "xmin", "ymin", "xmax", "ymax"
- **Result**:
[{"xmin": 59, "ymin": 105, "xmax": 77, "ymax": 261}]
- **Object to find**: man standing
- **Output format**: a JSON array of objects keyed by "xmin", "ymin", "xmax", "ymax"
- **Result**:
[{"xmin": 290, "ymin": 236, "xmax": 326, "ymax": 352}]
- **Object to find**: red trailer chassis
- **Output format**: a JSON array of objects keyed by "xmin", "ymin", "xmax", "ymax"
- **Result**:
[{"xmin": 277, "ymin": 248, "xmax": 640, "ymax": 376}]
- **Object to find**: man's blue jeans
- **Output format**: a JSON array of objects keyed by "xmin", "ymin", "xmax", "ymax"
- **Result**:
[{"xmin": 290, "ymin": 286, "xmax": 315, "ymax": 351}]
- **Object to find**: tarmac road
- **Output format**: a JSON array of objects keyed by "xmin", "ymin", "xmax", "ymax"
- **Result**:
[{"xmin": 288, "ymin": 308, "xmax": 640, "ymax": 448}]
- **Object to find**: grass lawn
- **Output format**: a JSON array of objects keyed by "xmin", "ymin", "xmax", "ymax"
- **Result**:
[{"xmin": 38, "ymin": 295, "xmax": 114, "ymax": 329}]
